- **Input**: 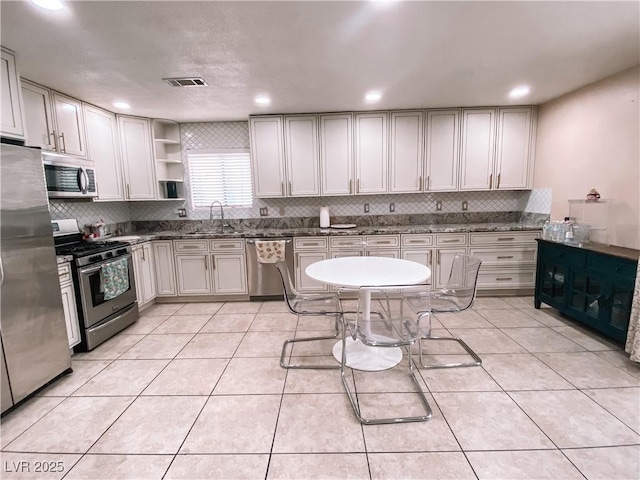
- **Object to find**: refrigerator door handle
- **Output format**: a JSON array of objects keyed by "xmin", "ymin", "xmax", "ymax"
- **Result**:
[{"xmin": 0, "ymin": 257, "xmax": 4, "ymax": 287}]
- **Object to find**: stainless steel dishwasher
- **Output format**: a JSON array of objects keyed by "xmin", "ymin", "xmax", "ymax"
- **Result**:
[{"xmin": 245, "ymin": 238, "xmax": 294, "ymax": 299}]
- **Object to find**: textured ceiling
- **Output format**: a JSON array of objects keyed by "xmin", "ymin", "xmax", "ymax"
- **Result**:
[{"xmin": 1, "ymin": 1, "xmax": 638, "ymax": 122}]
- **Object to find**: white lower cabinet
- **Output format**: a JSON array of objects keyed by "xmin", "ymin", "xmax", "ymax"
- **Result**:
[
  {"xmin": 402, "ymin": 249, "xmax": 433, "ymax": 270},
  {"xmin": 212, "ymin": 254, "xmax": 248, "ymax": 295},
  {"xmin": 175, "ymin": 254, "xmax": 212, "ymax": 295},
  {"xmin": 152, "ymin": 241, "xmax": 177, "ymax": 296},
  {"xmin": 434, "ymin": 247, "xmax": 468, "ymax": 289},
  {"xmin": 57, "ymin": 262, "xmax": 81, "ymax": 348},
  {"xmin": 132, "ymin": 243, "xmax": 157, "ymax": 307},
  {"xmin": 296, "ymin": 251, "xmax": 328, "ymax": 292}
]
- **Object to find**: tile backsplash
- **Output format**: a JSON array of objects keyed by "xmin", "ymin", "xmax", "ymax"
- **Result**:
[{"xmin": 49, "ymin": 121, "xmax": 551, "ymax": 228}]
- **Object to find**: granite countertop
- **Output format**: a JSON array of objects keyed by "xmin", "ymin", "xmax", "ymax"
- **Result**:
[{"xmin": 112, "ymin": 223, "xmax": 542, "ymax": 245}]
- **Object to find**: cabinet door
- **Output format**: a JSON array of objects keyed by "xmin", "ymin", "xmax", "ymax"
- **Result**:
[
  {"xmin": 139, "ymin": 244, "xmax": 157, "ymax": 305},
  {"xmin": 84, "ymin": 104, "xmax": 124, "ymax": 201},
  {"xmin": 389, "ymin": 110, "xmax": 423, "ymax": 193},
  {"xmin": 425, "ymin": 109, "xmax": 460, "ymax": 192},
  {"xmin": 284, "ymin": 115, "xmax": 320, "ymax": 197},
  {"xmin": 434, "ymin": 248, "xmax": 467, "ymax": 289},
  {"xmin": 212, "ymin": 254, "xmax": 247, "ymax": 295},
  {"xmin": 355, "ymin": 112, "xmax": 388, "ymax": 194},
  {"xmin": 250, "ymin": 115, "xmax": 285, "ymax": 198},
  {"xmin": 296, "ymin": 251, "xmax": 328, "ymax": 292},
  {"xmin": 152, "ymin": 241, "xmax": 177, "ymax": 296},
  {"xmin": 60, "ymin": 283, "xmax": 81, "ymax": 348},
  {"xmin": 402, "ymin": 249, "xmax": 433, "ymax": 271},
  {"xmin": 118, "ymin": 115, "xmax": 157, "ymax": 200},
  {"xmin": 0, "ymin": 47, "xmax": 24, "ymax": 139},
  {"xmin": 459, "ymin": 108, "xmax": 496, "ymax": 191},
  {"xmin": 495, "ymin": 107, "xmax": 533, "ymax": 189},
  {"xmin": 21, "ymin": 80, "xmax": 56, "ymax": 150},
  {"xmin": 320, "ymin": 113, "xmax": 353, "ymax": 196},
  {"xmin": 176, "ymin": 254, "xmax": 212, "ymax": 295},
  {"xmin": 51, "ymin": 92, "xmax": 87, "ymax": 157}
]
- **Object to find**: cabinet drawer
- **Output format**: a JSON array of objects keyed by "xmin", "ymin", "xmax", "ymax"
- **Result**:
[
  {"xmin": 57, "ymin": 262, "xmax": 72, "ymax": 284},
  {"xmin": 435, "ymin": 233, "xmax": 467, "ymax": 246},
  {"xmin": 366, "ymin": 249, "xmax": 400, "ymax": 259},
  {"xmin": 365, "ymin": 235, "xmax": 400, "ymax": 248},
  {"xmin": 587, "ymin": 254, "xmax": 637, "ymax": 280},
  {"xmin": 470, "ymin": 231, "xmax": 540, "ymax": 245},
  {"xmin": 540, "ymin": 241, "xmax": 587, "ymax": 268},
  {"xmin": 294, "ymin": 237, "xmax": 328, "ymax": 250},
  {"xmin": 401, "ymin": 234, "xmax": 433, "ymax": 247},
  {"xmin": 470, "ymin": 246, "xmax": 537, "ymax": 266},
  {"xmin": 174, "ymin": 239, "xmax": 209, "ymax": 253},
  {"xmin": 210, "ymin": 239, "xmax": 244, "ymax": 251},
  {"xmin": 330, "ymin": 236, "xmax": 364, "ymax": 249},
  {"xmin": 477, "ymin": 268, "xmax": 536, "ymax": 289}
]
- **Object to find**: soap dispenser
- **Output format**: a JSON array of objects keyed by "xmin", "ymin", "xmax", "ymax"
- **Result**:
[{"xmin": 319, "ymin": 207, "xmax": 330, "ymax": 228}]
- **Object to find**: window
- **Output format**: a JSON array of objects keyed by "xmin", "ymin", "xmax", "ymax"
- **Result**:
[{"xmin": 187, "ymin": 149, "xmax": 253, "ymax": 208}]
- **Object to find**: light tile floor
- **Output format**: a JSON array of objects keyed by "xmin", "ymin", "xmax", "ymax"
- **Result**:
[{"xmin": 2, "ymin": 297, "xmax": 640, "ymax": 480}]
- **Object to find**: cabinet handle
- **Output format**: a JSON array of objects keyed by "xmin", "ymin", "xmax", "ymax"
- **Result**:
[
  {"xmin": 304, "ymin": 242, "xmax": 320, "ymax": 246},
  {"xmin": 437, "ymin": 251, "xmax": 441, "ymax": 266},
  {"xmin": 217, "ymin": 244, "xmax": 236, "ymax": 248},
  {"xmin": 49, "ymin": 132, "xmax": 58, "ymax": 150},
  {"xmin": 407, "ymin": 240, "xmax": 425, "ymax": 244},
  {"xmin": 496, "ymin": 277, "xmax": 513, "ymax": 281},
  {"xmin": 126, "ymin": 184, "xmax": 131, "ymax": 199},
  {"xmin": 281, "ymin": 182, "xmax": 285, "ymax": 196},
  {"xmin": 489, "ymin": 173, "xmax": 493, "ymax": 189},
  {"xmin": 208, "ymin": 256, "xmax": 212, "ymax": 270},
  {"xmin": 288, "ymin": 181, "xmax": 292, "ymax": 196},
  {"xmin": 497, "ymin": 255, "xmax": 514, "ymax": 259},
  {"xmin": 357, "ymin": 178, "xmax": 360, "ymax": 194},
  {"xmin": 349, "ymin": 179, "xmax": 353, "ymax": 194},
  {"xmin": 497, "ymin": 173, "xmax": 501, "ymax": 189},
  {"xmin": 497, "ymin": 237, "xmax": 515, "ymax": 241},
  {"xmin": 141, "ymin": 247, "xmax": 145, "ymax": 261},
  {"xmin": 441, "ymin": 239, "xmax": 460, "ymax": 243},
  {"xmin": 59, "ymin": 132, "xmax": 66, "ymax": 153},
  {"xmin": 373, "ymin": 240, "xmax": 392, "ymax": 245},
  {"xmin": 426, "ymin": 175, "xmax": 430, "ymax": 190},
  {"xmin": 181, "ymin": 245, "xmax": 200, "ymax": 249},
  {"xmin": 418, "ymin": 176, "xmax": 422, "ymax": 189}
]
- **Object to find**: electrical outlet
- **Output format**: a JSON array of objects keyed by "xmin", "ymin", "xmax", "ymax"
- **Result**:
[
  {"xmin": 389, "ymin": 203, "xmax": 395, "ymax": 213},
  {"xmin": 364, "ymin": 203, "xmax": 370, "ymax": 213},
  {"xmin": 462, "ymin": 201, "xmax": 468, "ymax": 211},
  {"xmin": 259, "ymin": 207, "xmax": 268, "ymax": 216},
  {"xmin": 435, "ymin": 201, "xmax": 442, "ymax": 211},
  {"xmin": 177, "ymin": 208, "xmax": 187, "ymax": 218}
]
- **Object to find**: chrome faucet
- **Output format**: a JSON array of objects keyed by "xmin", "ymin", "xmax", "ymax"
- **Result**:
[{"xmin": 209, "ymin": 201, "xmax": 230, "ymax": 233}]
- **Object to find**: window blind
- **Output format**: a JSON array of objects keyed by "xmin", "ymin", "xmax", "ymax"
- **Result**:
[{"xmin": 187, "ymin": 149, "xmax": 253, "ymax": 208}]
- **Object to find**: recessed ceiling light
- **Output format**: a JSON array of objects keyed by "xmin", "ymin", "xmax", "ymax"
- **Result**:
[
  {"xmin": 509, "ymin": 86, "xmax": 530, "ymax": 98},
  {"xmin": 365, "ymin": 91, "xmax": 382, "ymax": 102},
  {"xmin": 113, "ymin": 101, "xmax": 130, "ymax": 109},
  {"xmin": 31, "ymin": 0, "xmax": 64, "ymax": 10},
  {"xmin": 254, "ymin": 95, "xmax": 271, "ymax": 106}
]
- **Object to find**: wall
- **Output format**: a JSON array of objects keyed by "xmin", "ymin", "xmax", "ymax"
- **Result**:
[{"xmin": 534, "ymin": 66, "xmax": 640, "ymax": 249}]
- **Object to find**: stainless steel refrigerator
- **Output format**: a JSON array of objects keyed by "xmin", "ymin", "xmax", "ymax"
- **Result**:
[{"xmin": 1, "ymin": 142, "xmax": 71, "ymax": 414}]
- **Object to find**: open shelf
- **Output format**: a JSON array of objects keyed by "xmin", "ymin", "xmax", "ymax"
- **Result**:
[{"xmin": 153, "ymin": 118, "xmax": 184, "ymax": 200}]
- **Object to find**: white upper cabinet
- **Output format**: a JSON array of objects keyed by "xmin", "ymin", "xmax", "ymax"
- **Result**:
[
  {"xmin": 21, "ymin": 80, "xmax": 87, "ymax": 157},
  {"xmin": 84, "ymin": 104, "xmax": 123, "ymax": 201},
  {"xmin": 495, "ymin": 107, "xmax": 535, "ymax": 189},
  {"xmin": 284, "ymin": 114, "xmax": 320, "ymax": 196},
  {"xmin": 0, "ymin": 47, "xmax": 24, "ymax": 139},
  {"xmin": 354, "ymin": 111, "xmax": 388, "ymax": 194},
  {"xmin": 250, "ymin": 115, "xmax": 286, "ymax": 198},
  {"xmin": 320, "ymin": 113, "xmax": 353, "ymax": 196},
  {"xmin": 459, "ymin": 108, "xmax": 496, "ymax": 191},
  {"xmin": 21, "ymin": 80, "xmax": 55, "ymax": 150},
  {"xmin": 425, "ymin": 109, "xmax": 460, "ymax": 192},
  {"xmin": 51, "ymin": 92, "xmax": 87, "ymax": 157},
  {"xmin": 389, "ymin": 110, "xmax": 424, "ymax": 194},
  {"xmin": 118, "ymin": 115, "xmax": 157, "ymax": 200}
]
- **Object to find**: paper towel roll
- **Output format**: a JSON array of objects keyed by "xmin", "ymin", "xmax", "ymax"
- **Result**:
[{"xmin": 320, "ymin": 207, "xmax": 330, "ymax": 228}]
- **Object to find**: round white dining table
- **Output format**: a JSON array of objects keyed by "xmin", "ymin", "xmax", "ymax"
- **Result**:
[{"xmin": 305, "ymin": 256, "xmax": 431, "ymax": 371}]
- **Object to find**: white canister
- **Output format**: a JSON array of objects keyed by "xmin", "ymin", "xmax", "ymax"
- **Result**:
[{"xmin": 319, "ymin": 207, "xmax": 330, "ymax": 228}]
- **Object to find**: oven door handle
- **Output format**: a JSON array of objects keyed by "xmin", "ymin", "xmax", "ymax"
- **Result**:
[
  {"xmin": 81, "ymin": 266, "xmax": 102, "ymax": 275},
  {"xmin": 79, "ymin": 253, "xmax": 132, "ymax": 275}
]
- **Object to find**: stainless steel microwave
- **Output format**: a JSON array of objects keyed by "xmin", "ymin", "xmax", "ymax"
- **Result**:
[{"xmin": 43, "ymin": 155, "xmax": 97, "ymax": 199}]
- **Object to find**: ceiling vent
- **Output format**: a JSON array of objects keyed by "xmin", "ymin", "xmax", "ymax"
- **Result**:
[{"xmin": 164, "ymin": 77, "xmax": 208, "ymax": 87}]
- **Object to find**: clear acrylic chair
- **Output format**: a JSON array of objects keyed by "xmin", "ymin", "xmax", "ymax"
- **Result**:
[
  {"xmin": 404, "ymin": 254, "xmax": 483, "ymax": 369},
  {"xmin": 274, "ymin": 260, "xmax": 342, "ymax": 370},
  {"xmin": 340, "ymin": 286, "xmax": 433, "ymax": 425}
]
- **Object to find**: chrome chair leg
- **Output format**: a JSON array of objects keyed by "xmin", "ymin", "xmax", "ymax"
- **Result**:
[
  {"xmin": 417, "ymin": 336, "xmax": 482, "ymax": 369},
  {"xmin": 280, "ymin": 314, "xmax": 341, "ymax": 370}
]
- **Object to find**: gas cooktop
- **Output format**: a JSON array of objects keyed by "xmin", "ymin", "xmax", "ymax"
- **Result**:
[{"xmin": 55, "ymin": 240, "xmax": 130, "ymax": 257}]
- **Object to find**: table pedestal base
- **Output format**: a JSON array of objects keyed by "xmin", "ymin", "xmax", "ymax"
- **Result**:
[{"xmin": 332, "ymin": 336, "xmax": 403, "ymax": 372}]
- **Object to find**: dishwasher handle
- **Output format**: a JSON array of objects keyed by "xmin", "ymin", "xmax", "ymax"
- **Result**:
[{"xmin": 246, "ymin": 239, "xmax": 292, "ymax": 245}]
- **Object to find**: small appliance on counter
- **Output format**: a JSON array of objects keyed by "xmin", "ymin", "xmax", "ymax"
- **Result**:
[
  {"xmin": 320, "ymin": 206, "xmax": 330, "ymax": 228},
  {"xmin": 84, "ymin": 219, "xmax": 111, "ymax": 240}
]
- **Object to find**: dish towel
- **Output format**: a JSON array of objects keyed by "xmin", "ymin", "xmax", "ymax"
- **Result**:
[
  {"xmin": 255, "ymin": 240, "xmax": 286, "ymax": 264},
  {"xmin": 100, "ymin": 257, "xmax": 130, "ymax": 301}
]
